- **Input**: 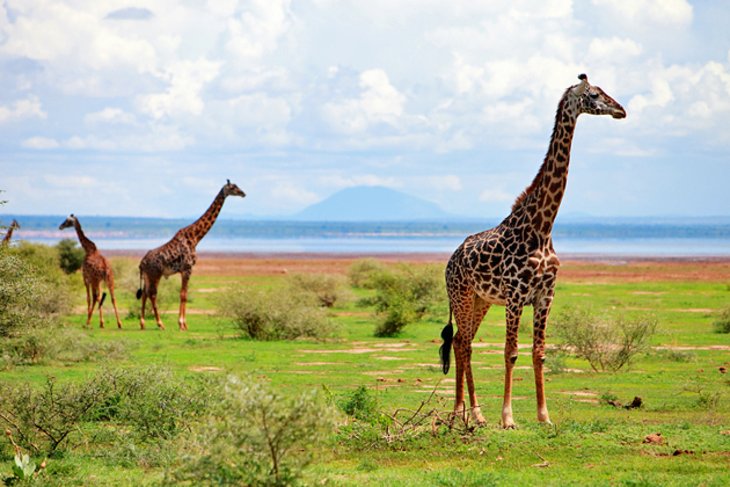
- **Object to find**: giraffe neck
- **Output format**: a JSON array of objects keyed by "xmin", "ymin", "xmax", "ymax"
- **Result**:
[
  {"xmin": 513, "ymin": 93, "xmax": 579, "ymax": 237},
  {"xmin": 73, "ymin": 220, "xmax": 97, "ymax": 254},
  {"xmin": 182, "ymin": 189, "xmax": 227, "ymax": 246},
  {"xmin": 2, "ymin": 225, "xmax": 14, "ymax": 244}
]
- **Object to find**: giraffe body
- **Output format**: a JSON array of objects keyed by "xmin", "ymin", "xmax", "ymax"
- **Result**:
[
  {"xmin": 59, "ymin": 215, "xmax": 123, "ymax": 328},
  {"xmin": 1, "ymin": 219, "xmax": 20, "ymax": 246},
  {"xmin": 137, "ymin": 180, "xmax": 245, "ymax": 331},
  {"xmin": 441, "ymin": 75, "xmax": 626, "ymax": 428}
]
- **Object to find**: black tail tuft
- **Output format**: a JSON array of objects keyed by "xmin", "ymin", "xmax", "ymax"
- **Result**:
[
  {"xmin": 439, "ymin": 321, "xmax": 454, "ymax": 375},
  {"xmin": 100, "ymin": 292, "xmax": 107, "ymax": 307},
  {"xmin": 136, "ymin": 288, "xmax": 142, "ymax": 300}
]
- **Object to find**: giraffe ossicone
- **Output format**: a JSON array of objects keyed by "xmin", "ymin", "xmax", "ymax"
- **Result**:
[
  {"xmin": 136, "ymin": 180, "xmax": 246, "ymax": 331},
  {"xmin": 441, "ymin": 74, "xmax": 626, "ymax": 429}
]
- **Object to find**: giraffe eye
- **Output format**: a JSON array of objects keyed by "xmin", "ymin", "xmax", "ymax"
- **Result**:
[{"xmin": 589, "ymin": 92, "xmax": 599, "ymax": 100}]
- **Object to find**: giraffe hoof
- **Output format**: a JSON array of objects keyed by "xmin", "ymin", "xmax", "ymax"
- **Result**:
[{"xmin": 502, "ymin": 422, "xmax": 517, "ymax": 430}]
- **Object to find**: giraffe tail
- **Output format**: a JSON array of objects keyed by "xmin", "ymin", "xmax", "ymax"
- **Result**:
[
  {"xmin": 100, "ymin": 292, "xmax": 107, "ymax": 307},
  {"xmin": 439, "ymin": 306, "xmax": 454, "ymax": 375},
  {"xmin": 136, "ymin": 270, "xmax": 143, "ymax": 300}
]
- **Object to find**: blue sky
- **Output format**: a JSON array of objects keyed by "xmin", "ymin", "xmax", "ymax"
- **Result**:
[{"xmin": 1, "ymin": 0, "xmax": 729, "ymax": 219}]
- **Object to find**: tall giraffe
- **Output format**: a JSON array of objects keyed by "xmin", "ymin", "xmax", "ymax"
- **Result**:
[
  {"xmin": 1, "ymin": 219, "xmax": 20, "ymax": 246},
  {"xmin": 136, "ymin": 180, "xmax": 246, "ymax": 331},
  {"xmin": 59, "ymin": 214, "xmax": 123, "ymax": 328},
  {"xmin": 440, "ymin": 74, "xmax": 626, "ymax": 428}
]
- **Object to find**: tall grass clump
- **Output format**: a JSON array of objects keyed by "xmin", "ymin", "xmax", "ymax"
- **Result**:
[
  {"xmin": 365, "ymin": 264, "xmax": 444, "ymax": 337},
  {"xmin": 167, "ymin": 377, "xmax": 335, "ymax": 486},
  {"xmin": 712, "ymin": 307, "xmax": 730, "ymax": 334},
  {"xmin": 219, "ymin": 286, "xmax": 337, "ymax": 340},
  {"xmin": 552, "ymin": 307, "xmax": 657, "ymax": 372}
]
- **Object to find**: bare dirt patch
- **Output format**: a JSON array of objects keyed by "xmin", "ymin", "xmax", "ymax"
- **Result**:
[{"xmin": 189, "ymin": 366, "xmax": 224, "ymax": 372}]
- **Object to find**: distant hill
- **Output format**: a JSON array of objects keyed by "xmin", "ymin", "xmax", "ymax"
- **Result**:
[{"xmin": 294, "ymin": 186, "xmax": 452, "ymax": 221}]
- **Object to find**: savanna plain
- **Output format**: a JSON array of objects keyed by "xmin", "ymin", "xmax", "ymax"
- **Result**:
[{"xmin": 1, "ymin": 248, "xmax": 729, "ymax": 486}]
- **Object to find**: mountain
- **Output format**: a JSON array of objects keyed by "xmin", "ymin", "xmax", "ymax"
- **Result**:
[{"xmin": 293, "ymin": 186, "xmax": 452, "ymax": 221}]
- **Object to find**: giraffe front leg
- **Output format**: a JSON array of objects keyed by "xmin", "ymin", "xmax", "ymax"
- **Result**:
[
  {"xmin": 502, "ymin": 304, "xmax": 523, "ymax": 429},
  {"xmin": 533, "ymin": 292, "xmax": 554, "ymax": 424},
  {"xmin": 178, "ymin": 272, "xmax": 190, "ymax": 331}
]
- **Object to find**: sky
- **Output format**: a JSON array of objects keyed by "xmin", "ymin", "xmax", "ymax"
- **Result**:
[{"xmin": 1, "ymin": 0, "xmax": 729, "ymax": 220}]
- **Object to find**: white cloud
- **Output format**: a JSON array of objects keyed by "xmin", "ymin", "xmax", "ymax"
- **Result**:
[
  {"xmin": 225, "ymin": 0, "xmax": 292, "ymax": 59},
  {"xmin": 0, "ymin": 96, "xmax": 46, "ymax": 123},
  {"xmin": 84, "ymin": 108, "xmax": 136, "ymax": 126},
  {"xmin": 591, "ymin": 0, "xmax": 693, "ymax": 27},
  {"xmin": 479, "ymin": 188, "xmax": 515, "ymax": 203},
  {"xmin": 319, "ymin": 174, "xmax": 401, "ymax": 189},
  {"xmin": 322, "ymin": 69, "xmax": 406, "ymax": 134},
  {"xmin": 137, "ymin": 59, "xmax": 222, "ymax": 119},
  {"xmin": 43, "ymin": 175, "xmax": 96, "ymax": 188},
  {"xmin": 21, "ymin": 136, "xmax": 59, "ymax": 149},
  {"xmin": 270, "ymin": 181, "xmax": 320, "ymax": 207}
]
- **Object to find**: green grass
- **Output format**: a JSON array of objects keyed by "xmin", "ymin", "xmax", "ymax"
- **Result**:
[{"xmin": 1, "ymin": 257, "xmax": 729, "ymax": 485}]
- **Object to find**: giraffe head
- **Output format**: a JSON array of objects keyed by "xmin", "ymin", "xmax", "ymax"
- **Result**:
[
  {"xmin": 222, "ymin": 179, "xmax": 246, "ymax": 198},
  {"xmin": 10, "ymin": 219, "xmax": 19, "ymax": 230},
  {"xmin": 571, "ymin": 74, "xmax": 626, "ymax": 119},
  {"xmin": 59, "ymin": 214, "xmax": 78, "ymax": 230}
]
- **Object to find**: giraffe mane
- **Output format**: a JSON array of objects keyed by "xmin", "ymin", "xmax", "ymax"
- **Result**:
[{"xmin": 510, "ymin": 88, "xmax": 570, "ymax": 212}]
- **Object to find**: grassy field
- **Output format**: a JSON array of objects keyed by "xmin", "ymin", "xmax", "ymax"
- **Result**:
[{"xmin": 1, "ymin": 254, "xmax": 729, "ymax": 486}]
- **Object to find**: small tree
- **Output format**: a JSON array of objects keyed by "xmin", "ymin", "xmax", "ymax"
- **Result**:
[
  {"xmin": 56, "ymin": 238, "xmax": 84, "ymax": 274},
  {"xmin": 553, "ymin": 308, "xmax": 657, "ymax": 372},
  {"xmin": 369, "ymin": 265, "xmax": 443, "ymax": 337},
  {"xmin": 168, "ymin": 378, "xmax": 335, "ymax": 486},
  {"xmin": 712, "ymin": 307, "xmax": 730, "ymax": 334}
]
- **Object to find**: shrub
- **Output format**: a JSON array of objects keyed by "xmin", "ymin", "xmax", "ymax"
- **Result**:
[
  {"xmin": 369, "ymin": 265, "xmax": 444, "ymax": 337},
  {"xmin": 167, "ymin": 377, "xmax": 335, "ymax": 486},
  {"xmin": 0, "ymin": 248, "xmax": 69, "ymax": 337},
  {"xmin": 338, "ymin": 386, "xmax": 379, "ymax": 423},
  {"xmin": 348, "ymin": 258, "xmax": 387, "ymax": 288},
  {"xmin": 219, "ymin": 286, "xmax": 337, "ymax": 341},
  {"xmin": 552, "ymin": 308, "xmax": 657, "ymax": 372},
  {"xmin": 56, "ymin": 239, "xmax": 84, "ymax": 275},
  {"xmin": 712, "ymin": 307, "xmax": 730, "ymax": 334},
  {"xmin": 287, "ymin": 273, "xmax": 348, "ymax": 308},
  {"xmin": 0, "ymin": 328, "xmax": 127, "ymax": 368}
]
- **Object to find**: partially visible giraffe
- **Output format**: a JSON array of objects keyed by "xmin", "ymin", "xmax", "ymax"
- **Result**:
[
  {"xmin": 1, "ymin": 219, "xmax": 20, "ymax": 246},
  {"xmin": 440, "ymin": 74, "xmax": 626, "ymax": 428},
  {"xmin": 136, "ymin": 180, "xmax": 246, "ymax": 331},
  {"xmin": 59, "ymin": 214, "xmax": 123, "ymax": 328}
]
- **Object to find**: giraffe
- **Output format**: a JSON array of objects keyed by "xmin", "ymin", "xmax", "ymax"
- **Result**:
[
  {"xmin": 136, "ymin": 180, "xmax": 246, "ymax": 331},
  {"xmin": 1, "ymin": 219, "xmax": 20, "ymax": 246},
  {"xmin": 440, "ymin": 74, "xmax": 626, "ymax": 429},
  {"xmin": 59, "ymin": 214, "xmax": 123, "ymax": 328}
]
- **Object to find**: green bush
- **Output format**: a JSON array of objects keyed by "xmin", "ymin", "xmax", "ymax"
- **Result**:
[
  {"xmin": 338, "ymin": 385, "xmax": 379, "ymax": 423},
  {"xmin": 368, "ymin": 265, "xmax": 444, "ymax": 337},
  {"xmin": 1, "ymin": 328, "xmax": 127, "ymax": 368},
  {"xmin": 348, "ymin": 258, "xmax": 387, "ymax": 288},
  {"xmin": 219, "ymin": 286, "xmax": 337, "ymax": 341},
  {"xmin": 712, "ymin": 307, "xmax": 730, "ymax": 333},
  {"xmin": 0, "ymin": 247, "xmax": 70, "ymax": 337},
  {"xmin": 56, "ymin": 239, "xmax": 84, "ymax": 275},
  {"xmin": 287, "ymin": 273, "xmax": 348, "ymax": 307},
  {"xmin": 167, "ymin": 378, "xmax": 335, "ymax": 486},
  {"xmin": 553, "ymin": 308, "xmax": 657, "ymax": 372}
]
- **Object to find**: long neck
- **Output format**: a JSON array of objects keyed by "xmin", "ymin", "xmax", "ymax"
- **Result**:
[
  {"xmin": 513, "ymin": 94, "xmax": 579, "ymax": 236},
  {"xmin": 2, "ymin": 224, "xmax": 14, "ymax": 244},
  {"xmin": 183, "ymin": 189, "xmax": 226, "ymax": 246},
  {"xmin": 74, "ymin": 220, "xmax": 97, "ymax": 253}
]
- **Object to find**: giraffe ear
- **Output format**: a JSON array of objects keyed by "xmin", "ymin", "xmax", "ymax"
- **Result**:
[{"xmin": 227, "ymin": 179, "xmax": 230, "ymax": 185}]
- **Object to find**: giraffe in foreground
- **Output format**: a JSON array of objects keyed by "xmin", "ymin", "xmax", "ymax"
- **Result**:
[
  {"xmin": 440, "ymin": 74, "xmax": 626, "ymax": 428},
  {"xmin": 1, "ymin": 219, "xmax": 20, "ymax": 246},
  {"xmin": 136, "ymin": 180, "xmax": 246, "ymax": 331},
  {"xmin": 59, "ymin": 214, "xmax": 123, "ymax": 328}
]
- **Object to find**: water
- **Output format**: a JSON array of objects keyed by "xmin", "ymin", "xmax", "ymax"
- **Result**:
[{"xmin": 7, "ymin": 216, "xmax": 730, "ymax": 256}]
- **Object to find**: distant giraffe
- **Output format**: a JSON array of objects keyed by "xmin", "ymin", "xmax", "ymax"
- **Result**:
[
  {"xmin": 59, "ymin": 214, "xmax": 123, "ymax": 328},
  {"xmin": 2, "ymin": 219, "xmax": 20, "ymax": 246},
  {"xmin": 136, "ymin": 180, "xmax": 246, "ymax": 331},
  {"xmin": 440, "ymin": 74, "xmax": 626, "ymax": 428}
]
